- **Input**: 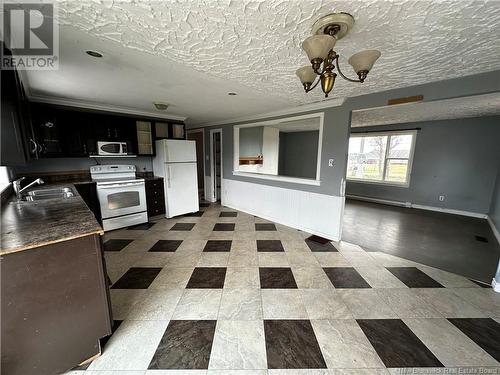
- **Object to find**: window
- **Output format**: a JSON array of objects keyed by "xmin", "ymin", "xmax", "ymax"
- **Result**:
[{"xmin": 346, "ymin": 130, "xmax": 416, "ymax": 186}]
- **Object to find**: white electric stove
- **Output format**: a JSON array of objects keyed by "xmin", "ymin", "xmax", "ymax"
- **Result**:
[{"xmin": 90, "ymin": 165, "xmax": 148, "ymax": 231}]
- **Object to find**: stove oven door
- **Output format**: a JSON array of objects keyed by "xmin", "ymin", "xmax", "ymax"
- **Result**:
[{"xmin": 96, "ymin": 181, "xmax": 147, "ymax": 219}]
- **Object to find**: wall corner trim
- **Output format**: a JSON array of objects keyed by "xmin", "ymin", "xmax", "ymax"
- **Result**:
[{"xmin": 487, "ymin": 216, "xmax": 500, "ymax": 245}]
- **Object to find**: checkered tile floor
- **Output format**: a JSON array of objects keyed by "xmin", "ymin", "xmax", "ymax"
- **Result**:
[{"xmin": 67, "ymin": 203, "xmax": 500, "ymax": 374}]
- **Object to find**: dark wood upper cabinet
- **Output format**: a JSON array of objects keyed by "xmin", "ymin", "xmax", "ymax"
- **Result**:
[
  {"xmin": 25, "ymin": 103, "xmax": 184, "ymax": 159},
  {"xmin": 0, "ymin": 46, "xmax": 37, "ymax": 165}
]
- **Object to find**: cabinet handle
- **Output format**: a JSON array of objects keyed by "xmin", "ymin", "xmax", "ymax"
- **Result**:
[{"xmin": 29, "ymin": 138, "xmax": 37, "ymax": 154}]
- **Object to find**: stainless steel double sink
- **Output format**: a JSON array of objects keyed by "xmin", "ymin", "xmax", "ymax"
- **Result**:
[{"xmin": 21, "ymin": 187, "xmax": 75, "ymax": 201}]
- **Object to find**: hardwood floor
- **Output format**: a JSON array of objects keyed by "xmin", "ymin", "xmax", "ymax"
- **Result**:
[{"xmin": 342, "ymin": 199, "xmax": 500, "ymax": 283}]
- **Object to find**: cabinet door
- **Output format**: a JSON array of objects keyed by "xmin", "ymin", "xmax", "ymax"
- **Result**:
[
  {"xmin": 60, "ymin": 110, "xmax": 89, "ymax": 157},
  {"xmin": 1, "ymin": 68, "xmax": 26, "ymax": 165},
  {"xmin": 136, "ymin": 121, "xmax": 153, "ymax": 155},
  {"xmin": 31, "ymin": 104, "xmax": 63, "ymax": 157}
]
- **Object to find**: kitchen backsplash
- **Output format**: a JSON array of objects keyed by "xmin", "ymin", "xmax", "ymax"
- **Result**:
[{"xmin": 11, "ymin": 156, "xmax": 154, "ymax": 176}]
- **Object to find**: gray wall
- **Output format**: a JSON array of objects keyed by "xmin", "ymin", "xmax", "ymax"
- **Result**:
[
  {"xmin": 196, "ymin": 70, "xmax": 500, "ymax": 198},
  {"xmin": 490, "ymin": 166, "xmax": 500, "ymax": 233},
  {"xmin": 202, "ymin": 104, "xmax": 350, "ymax": 196},
  {"xmin": 12, "ymin": 156, "xmax": 153, "ymax": 175},
  {"xmin": 278, "ymin": 131, "xmax": 319, "ymax": 179},
  {"xmin": 346, "ymin": 117, "xmax": 500, "ymax": 213},
  {"xmin": 239, "ymin": 127, "xmax": 263, "ymax": 157}
]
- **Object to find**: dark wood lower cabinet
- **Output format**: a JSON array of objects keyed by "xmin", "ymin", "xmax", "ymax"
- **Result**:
[
  {"xmin": 1, "ymin": 234, "xmax": 112, "ymax": 375},
  {"xmin": 146, "ymin": 177, "xmax": 165, "ymax": 216}
]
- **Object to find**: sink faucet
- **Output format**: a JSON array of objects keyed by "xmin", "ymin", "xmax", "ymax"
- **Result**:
[{"xmin": 13, "ymin": 177, "xmax": 44, "ymax": 199}]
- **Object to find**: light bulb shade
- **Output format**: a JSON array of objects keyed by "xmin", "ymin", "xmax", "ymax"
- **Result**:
[
  {"xmin": 348, "ymin": 50, "xmax": 381, "ymax": 73},
  {"xmin": 296, "ymin": 66, "xmax": 317, "ymax": 84},
  {"xmin": 301, "ymin": 35, "xmax": 336, "ymax": 62}
]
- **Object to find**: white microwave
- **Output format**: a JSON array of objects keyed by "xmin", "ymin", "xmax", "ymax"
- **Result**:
[{"xmin": 97, "ymin": 141, "xmax": 129, "ymax": 156}]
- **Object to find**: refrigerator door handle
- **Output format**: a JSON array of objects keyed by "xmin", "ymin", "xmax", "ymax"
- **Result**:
[{"xmin": 167, "ymin": 166, "xmax": 172, "ymax": 188}]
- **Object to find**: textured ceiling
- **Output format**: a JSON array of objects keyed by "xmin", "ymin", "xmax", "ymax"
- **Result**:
[
  {"xmin": 24, "ymin": 0, "xmax": 500, "ymax": 124},
  {"xmin": 351, "ymin": 93, "xmax": 500, "ymax": 127}
]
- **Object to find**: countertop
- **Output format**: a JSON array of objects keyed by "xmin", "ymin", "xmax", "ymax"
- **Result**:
[{"xmin": 1, "ymin": 183, "xmax": 103, "ymax": 256}]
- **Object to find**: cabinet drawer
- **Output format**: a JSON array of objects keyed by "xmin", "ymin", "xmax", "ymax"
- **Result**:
[
  {"xmin": 146, "ymin": 188, "xmax": 163, "ymax": 197},
  {"xmin": 145, "ymin": 179, "xmax": 163, "ymax": 190},
  {"xmin": 149, "ymin": 207, "xmax": 165, "ymax": 216},
  {"xmin": 147, "ymin": 200, "xmax": 165, "ymax": 215},
  {"xmin": 147, "ymin": 197, "xmax": 164, "ymax": 207}
]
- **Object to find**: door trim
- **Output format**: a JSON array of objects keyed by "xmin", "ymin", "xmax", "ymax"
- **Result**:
[
  {"xmin": 209, "ymin": 129, "xmax": 223, "ymax": 203},
  {"xmin": 186, "ymin": 129, "xmax": 205, "ymax": 200}
]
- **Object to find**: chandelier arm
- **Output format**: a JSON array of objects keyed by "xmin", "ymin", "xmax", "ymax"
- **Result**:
[
  {"xmin": 305, "ymin": 76, "xmax": 322, "ymax": 93},
  {"xmin": 335, "ymin": 55, "xmax": 363, "ymax": 83}
]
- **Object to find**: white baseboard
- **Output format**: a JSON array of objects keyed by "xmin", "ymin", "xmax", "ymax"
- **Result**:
[
  {"xmin": 223, "ymin": 178, "xmax": 344, "ymax": 241},
  {"xmin": 347, "ymin": 194, "xmax": 487, "ymax": 219},
  {"xmin": 487, "ymin": 216, "xmax": 500, "ymax": 245},
  {"xmin": 492, "ymin": 277, "xmax": 500, "ymax": 293},
  {"xmin": 346, "ymin": 194, "xmax": 409, "ymax": 208},
  {"xmin": 411, "ymin": 204, "xmax": 487, "ymax": 219}
]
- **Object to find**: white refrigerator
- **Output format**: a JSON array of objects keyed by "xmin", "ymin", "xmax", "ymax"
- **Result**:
[{"xmin": 152, "ymin": 139, "xmax": 199, "ymax": 218}]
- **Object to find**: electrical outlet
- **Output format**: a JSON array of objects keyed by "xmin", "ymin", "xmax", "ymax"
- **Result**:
[
  {"xmin": 328, "ymin": 159, "xmax": 334, "ymax": 167},
  {"xmin": 439, "ymin": 195, "xmax": 445, "ymax": 202}
]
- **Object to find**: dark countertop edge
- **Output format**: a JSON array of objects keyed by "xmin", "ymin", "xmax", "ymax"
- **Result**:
[
  {"xmin": 1, "ymin": 229, "xmax": 103, "ymax": 256},
  {"xmin": 1, "ymin": 182, "xmax": 104, "ymax": 255}
]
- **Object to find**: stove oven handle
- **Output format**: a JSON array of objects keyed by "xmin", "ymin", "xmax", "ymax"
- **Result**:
[{"xmin": 98, "ymin": 182, "xmax": 145, "ymax": 189}]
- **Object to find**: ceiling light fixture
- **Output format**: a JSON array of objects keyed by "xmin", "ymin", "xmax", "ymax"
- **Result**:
[
  {"xmin": 153, "ymin": 102, "xmax": 169, "ymax": 110},
  {"xmin": 85, "ymin": 50, "xmax": 103, "ymax": 58},
  {"xmin": 296, "ymin": 12, "xmax": 381, "ymax": 98}
]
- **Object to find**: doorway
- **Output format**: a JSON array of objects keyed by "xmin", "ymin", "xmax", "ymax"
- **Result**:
[
  {"xmin": 210, "ymin": 129, "xmax": 222, "ymax": 202},
  {"xmin": 187, "ymin": 129, "xmax": 205, "ymax": 200}
]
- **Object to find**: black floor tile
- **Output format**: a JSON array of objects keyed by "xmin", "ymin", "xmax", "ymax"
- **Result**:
[
  {"xmin": 387, "ymin": 267, "xmax": 444, "ymax": 288},
  {"xmin": 213, "ymin": 223, "xmax": 235, "ymax": 231},
  {"xmin": 305, "ymin": 239, "xmax": 337, "ymax": 252},
  {"xmin": 255, "ymin": 223, "xmax": 277, "ymax": 231},
  {"xmin": 111, "ymin": 267, "xmax": 162, "ymax": 289},
  {"xmin": 103, "ymin": 239, "xmax": 133, "ymax": 252},
  {"xmin": 149, "ymin": 240, "xmax": 183, "ymax": 252},
  {"xmin": 148, "ymin": 320, "xmax": 216, "ymax": 369},
  {"xmin": 200, "ymin": 203, "xmax": 211, "ymax": 208},
  {"xmin": 219, "ymin": 211, "xmax": 237, "ymax": 217},
  {"xmin": 264, "ymin": 320, "xmax": 327, "ymax": 369},
  {"xmin": 448, "ymin": 318, "xmax": 500, "ymax": 362},
  {"xmin": 357, "ymin": 319, "xmax": 443, "ymax": 368},
  {"xmin": 127, "ymin": 222, "xmax": 155, "ymax": 230},
  {"xmin": 170, "ymin": 223, "xmax": 196, "ymax": 231},
  {"xmin": 323, "ymin": 267, "xmax": 371, "ymax": 288},
  {"xmin": 203, "ymin": 240, "xmax": 232, "ymax": 252},
  {"xmin": 257, "ymin": 240, "xmax": 284, "ymax": 252},
  {"xmin": 184, "ymin": 211, "xmax": 204, "ymax": 217},
  {"xmin": 260, "ymin": 267, "xmax": 297, "ymax": 288},
  {"xmin": 186, "ymin": 267, "xmax": 226, "ymax": 289}
]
